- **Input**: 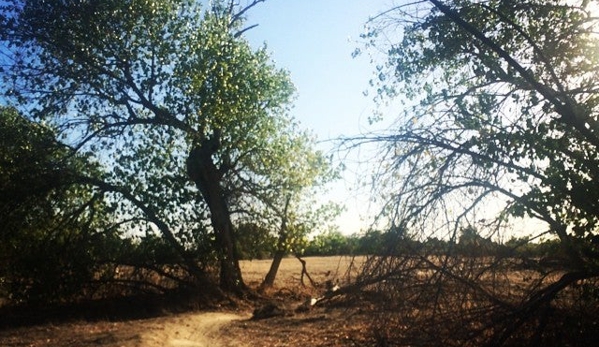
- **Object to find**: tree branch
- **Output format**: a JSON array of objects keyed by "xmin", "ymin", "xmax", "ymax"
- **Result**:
[
  {"xmin": 428, "ymin": 0, "xmax": 599, "ymax": 149},
  {"xmin": 75, "ymin": 176, "xmax": 208, "ymax": 283}
]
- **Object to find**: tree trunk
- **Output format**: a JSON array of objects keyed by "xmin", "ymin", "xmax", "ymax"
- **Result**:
[
  {"xmin": 186, "ymin": 135, "xmax": 245, "ymax": 294},
  {"xmin": 260, "ymin": 196, "xmax": 292, "ymax": 290},
  {"xmin": 260, "ymin": 249, "xmax": 285, "ymax": 290}
]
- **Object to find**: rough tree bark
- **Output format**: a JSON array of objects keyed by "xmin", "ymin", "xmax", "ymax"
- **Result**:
[
  {"xmin": 260, "ymin": 196, "xmax": 291, "ymax": 290},
  {"xmin": 260, "ymin": 249, "xmax": 285, "ymax": 290},
  {"xmin": 186, "ymin": 131, "xmax": 246, "ymax": 294}
]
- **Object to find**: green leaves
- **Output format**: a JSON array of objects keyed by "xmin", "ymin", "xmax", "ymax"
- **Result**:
[
  {"xmin": 0, "ymin": 0, "xmax": 334, "ymax": 294},
  {"xmin": 0, "ymin": 107, "xmax": 122, "ymax": 304},
  {"xmin": 0, "ymin": 106, "xmax": 87, "ymax": 200},
  {"xmin": 363, "ymin": 0, "xmax": 599, "ymax": 265}
]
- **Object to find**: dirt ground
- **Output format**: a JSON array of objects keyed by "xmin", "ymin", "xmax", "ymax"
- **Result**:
[
  {"xmin": 0, "ymin": 311, "xmax": 250, "ymax": 347},
  {"xmin": 0, "ymin": 256, "xmax": 370, "ymax": 347}
]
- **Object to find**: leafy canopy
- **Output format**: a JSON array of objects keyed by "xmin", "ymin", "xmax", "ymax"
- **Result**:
[
  {"xmin": 362, "ymin": 0, "xmax": 599, "ymax": 267},
  {"xmin": 0, "ymin": 0, "xmax": 337, "ymax": 293}
]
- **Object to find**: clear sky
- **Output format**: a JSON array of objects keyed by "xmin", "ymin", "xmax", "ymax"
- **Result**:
[
  {"xmin": 243, "ymin": 0, "xmax": 393, "ymax": 234},
  {"xmin": 244, "ymin": 0, "xmax": 389, "ymax": 139}
]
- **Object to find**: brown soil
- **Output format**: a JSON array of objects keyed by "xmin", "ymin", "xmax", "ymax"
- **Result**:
[
  {"xmin": 0, "ymin": 311, "xmax": 250, "ymax": 347},
  {"xmin": 0, "ymin": 256, "xmax": 370, "ymax": 347},
  {"xmin": 4, "ymin": 256, "xmax": 583, "ymax": 346},
  {"xmin": 226, "ymin": 304, "xmax": 373, "ymax": 347}
]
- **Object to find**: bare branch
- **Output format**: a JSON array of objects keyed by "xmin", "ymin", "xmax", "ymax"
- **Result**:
[
  {"xmin": 428, "ymin": 0, "xmax": 599, "ymax": 149},
  {"xmin": 229, "ymin": 0, "xmax": 265, "ymax": 28}
]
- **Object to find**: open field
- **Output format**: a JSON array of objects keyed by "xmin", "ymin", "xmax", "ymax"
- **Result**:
[
  {"xmin": 0, "ymin": 256, "xmax": 369, "ymax": 347},
  {"xmin": 240, "ymin": 255, "xmax": 362, "ymax": 287}
]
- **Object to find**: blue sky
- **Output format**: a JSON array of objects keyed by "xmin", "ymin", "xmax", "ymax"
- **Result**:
[
  {"xmin": 244, "ymin": 0, "xmax": 388, "ymax": 140},
  {"xmin": 243, "ymin": 0, "xmax": 393, "ymax": 234}
]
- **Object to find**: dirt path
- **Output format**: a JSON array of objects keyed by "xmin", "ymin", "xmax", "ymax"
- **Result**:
[
  {"xmin": 1, "ymin": 257, "xmax": 363, "ymax": 347},
  {"xmin": 0, "ymin": 311, "xmax": 250, "ymax": 347},
  {"xmin": 139, "ymin": 312, "xmax": 249, "ymax": 347}
]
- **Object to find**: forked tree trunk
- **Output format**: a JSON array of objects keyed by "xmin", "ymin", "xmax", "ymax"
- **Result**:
[
  {"xmin": 260, "ymin": 249, "xmax": 285, "ymax": 290},
  {"xmin": 260, "ymin": 196, "xmax": 292, "ymax": 290},
  {"xmin": 296, "ymin": 254, "xmax": 317, "ymax": 287},
  {"xmin": 187, "ymin": 135, "xmax": 245, "ymax": 294}
]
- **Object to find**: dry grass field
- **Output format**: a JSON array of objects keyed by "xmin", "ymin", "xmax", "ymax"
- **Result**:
[
  {"xmin": 241, "ymin": 255, "xmax": 363, "ymax": 288},
  {"xmin": 0, "ymin": 256, "xmax": 371, "ymax": 347}
]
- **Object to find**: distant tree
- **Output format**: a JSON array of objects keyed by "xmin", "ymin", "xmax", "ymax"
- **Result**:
[
  {"xmin": 259, "ymin": 182, "xmax": 341, "ymax": 289},
  {"xmin": 353, "ymin": 230, "xmax": 386, "ymax": 255},
  {"xmin": 304, "ymin": 230, "xmax": 353, "ymax": 256},
  {"xmin": 458, "ymin": 225, "xmax": 497, "ymax": 256},
  {"xmin": 235, "ymin": 222, "xmax": 277, "ymax": 260},
  {"xmin": 350, "ymin": 0, "xmax": 599, "ymax": 345}
]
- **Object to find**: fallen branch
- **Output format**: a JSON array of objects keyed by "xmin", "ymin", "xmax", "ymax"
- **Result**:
[{"xmin": 295, "ymin": 254, "xmax": 317, "ymax": 288}]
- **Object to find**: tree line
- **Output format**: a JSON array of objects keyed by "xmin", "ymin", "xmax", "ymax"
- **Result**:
[{"xmin": 237, "ymin": 227, "xmax": 566, "ymax": 261}]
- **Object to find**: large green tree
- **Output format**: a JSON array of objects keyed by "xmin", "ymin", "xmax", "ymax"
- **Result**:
[
  {"xmin": 352, "ymin": 0, "xmax": 599, "ymax": 345},
  {"xmin": 0, "ymin": 0, "xmax": 321, "ymax": 294}
]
